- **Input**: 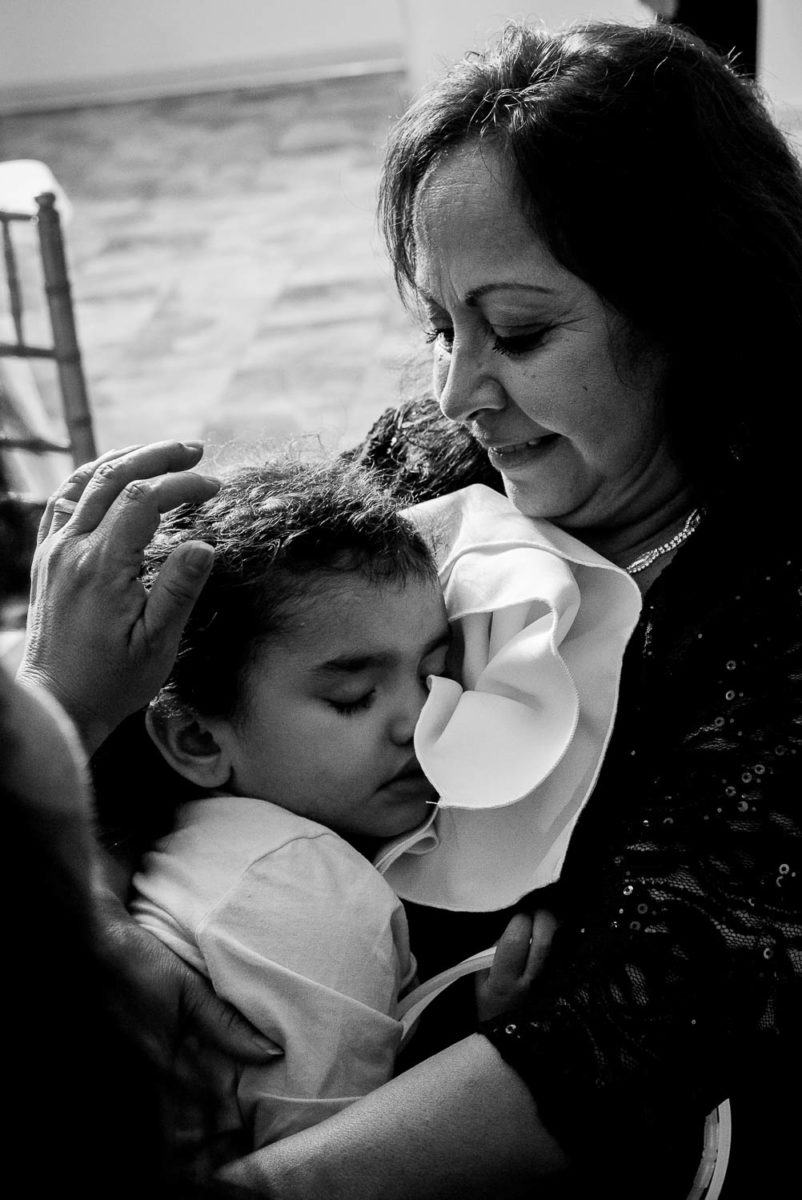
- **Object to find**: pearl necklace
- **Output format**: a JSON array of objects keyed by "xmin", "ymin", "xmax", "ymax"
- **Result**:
[{"xmin": 625, "ymin": 508, "xmax": 703, "ymax": 575}]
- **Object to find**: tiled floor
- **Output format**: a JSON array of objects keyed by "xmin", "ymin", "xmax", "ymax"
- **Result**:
[{"xmin": 0, "ymin": 71, "xmax": 427, "ymax": 477}]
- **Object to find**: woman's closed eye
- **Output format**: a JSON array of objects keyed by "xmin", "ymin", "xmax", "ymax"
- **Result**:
[
  {"xmin": 492, "ymin": 327, "xmax": 550, "ymax": 357},
  {"xmin": 424, "ymin": 325, "xmax": 548, "ymax": 358}
]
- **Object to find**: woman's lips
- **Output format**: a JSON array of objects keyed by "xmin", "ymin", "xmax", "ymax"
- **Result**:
[{"xmin": 484, "ymin": 434, "xmax": 559, "ymax": 467}]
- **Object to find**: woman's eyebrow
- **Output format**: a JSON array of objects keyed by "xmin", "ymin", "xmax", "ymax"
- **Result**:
[
  {"xmin": 416, "ymin": 282, "xmax": 555, "ymax": 308},
  {"xmin": 464, "ymin": 282, "xmax": 556, "ymax": 305}
]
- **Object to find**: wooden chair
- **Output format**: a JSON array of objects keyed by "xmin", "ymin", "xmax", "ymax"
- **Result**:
[{"xmin": 0, "ymin": 163, "xmax": 97, "ymax": 501}]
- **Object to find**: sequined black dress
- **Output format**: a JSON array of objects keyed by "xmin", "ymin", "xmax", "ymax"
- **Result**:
[{"xmin": 353, "ymin": 400, "xmax": 802, "ymax": 1199}]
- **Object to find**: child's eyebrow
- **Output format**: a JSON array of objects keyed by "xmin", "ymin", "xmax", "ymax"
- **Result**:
[
  {"xmin": 313, "ymin": 653, "xmax": 388, "ymax": 676},
  {"xmin": 312, "ymin": 631, "xmax": 450, "ymax": 677}
]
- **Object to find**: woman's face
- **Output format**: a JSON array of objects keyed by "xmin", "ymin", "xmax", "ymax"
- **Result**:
[{"xmin": 412, "ymin": 142, "xmax": 686, "ymax": 535}]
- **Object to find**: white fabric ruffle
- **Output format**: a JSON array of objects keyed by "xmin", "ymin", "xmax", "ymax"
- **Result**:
[{"xmin": 375, "ymin": 485, "xmax": 642, "ymax": 911}]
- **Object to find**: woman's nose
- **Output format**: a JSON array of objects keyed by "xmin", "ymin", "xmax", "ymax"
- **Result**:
[{"xmin": 435, "ymin": 341, "xmax": 505, "ymax": 424}]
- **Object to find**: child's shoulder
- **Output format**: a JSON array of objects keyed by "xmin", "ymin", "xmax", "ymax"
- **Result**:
[
  {"xmin": 162, "ymin": 795, "xmax": 394, "ymax": 890},
  {"xmin": 137, "ymin": 795, "xmax": 400, "ymax": 929},
  {"xmin": 168, "ymin": 793, "xmax": 349, "ymax": 862},
  {"xmin": 176, "ymin": 797, "xmax": 405, "ymax": 931}
]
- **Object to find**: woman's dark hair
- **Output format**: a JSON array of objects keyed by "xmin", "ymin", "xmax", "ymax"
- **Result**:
[{"xmin": 379, "ymin": 20, "xmax": 802, "ymax": 507}]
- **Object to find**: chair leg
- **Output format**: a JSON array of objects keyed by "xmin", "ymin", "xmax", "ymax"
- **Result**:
[{"xmin": 34, "ymin": 192, "xmax": 97, "ymax": 467}]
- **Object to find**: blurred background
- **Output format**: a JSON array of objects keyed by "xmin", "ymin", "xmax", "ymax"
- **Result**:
[{"xmin": 1, "ymin": 0, "xmax": 801, "ymax": 490}]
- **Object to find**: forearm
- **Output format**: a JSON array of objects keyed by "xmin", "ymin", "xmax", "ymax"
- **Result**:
[{"xmin": 222, "ymin": 1034, "xmax": 569, "ymax": 1199}]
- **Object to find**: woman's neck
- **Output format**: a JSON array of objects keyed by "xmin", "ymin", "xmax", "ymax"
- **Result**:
[{"xmin": 576, "ymin": 487, "xmax": 700, "ymax": 571}]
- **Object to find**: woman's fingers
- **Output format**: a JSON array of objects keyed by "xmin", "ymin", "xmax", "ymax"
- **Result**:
[
  {"xmin": 48, "ymin": 496, "xmax": 81, "ymax": 536},
  {"xmin": 90, "ymin": 469, "xmax": 221, "ymax": 573},
  {"xmin": 136, "ymin": 539, "xmax": 215, "ymax": 669},
  {"xmin": 76, "ymin": 436, "xmax": 210, "ymax": 520},
  {"xmin": 39, "ymin": 441, "xmax": 209, "ymax": 544},
  {"xmin": 75, "ymin": 441, "xmax": 216, "ymax": 534},
  {"xmin": 97, "ymin": 888, "xmax": 279, "ymax": 1064},
  {"xmin": 178, "ymin": 970, "xmax": 283, "ymax": 1063},
  {"xmin": 38, "ymin": 444, "xmax": 144, "ymax": 543}
]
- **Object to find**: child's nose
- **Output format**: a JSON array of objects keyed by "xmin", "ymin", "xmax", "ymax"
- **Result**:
[{"xmin": 388, "ymin": 677, "xmax": 429, "ymax": 745}]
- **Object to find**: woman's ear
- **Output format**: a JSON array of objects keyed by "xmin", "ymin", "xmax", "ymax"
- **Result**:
[{"xmin": 145, "ymin": 707, "xmax": 232, "ymax": 790}]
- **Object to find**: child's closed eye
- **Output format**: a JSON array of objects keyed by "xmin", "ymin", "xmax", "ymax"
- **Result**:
[{"xmin": 328, "ymin": 692, "xmax": 375, "ymax": 716}]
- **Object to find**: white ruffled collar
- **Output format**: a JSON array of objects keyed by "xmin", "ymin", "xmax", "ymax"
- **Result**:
[{"xmin": 374, "ymin": 485, "xmax": 642, "ymax": 912}]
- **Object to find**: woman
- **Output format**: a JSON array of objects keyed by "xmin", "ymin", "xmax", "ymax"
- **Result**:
[
  {"xmin": 18, "ymin": 20, "xmax": 802, "ymax": 1200},
  {"xmin": 1, "ymin": 451, "xmax": 264, "ymax": 1196}
]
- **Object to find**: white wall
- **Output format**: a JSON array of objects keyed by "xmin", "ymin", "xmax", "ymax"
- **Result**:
[
  {"xmin": 1, "ymin": 0, "xmax": 800, "ymax": 114},
  {"xmin": 760, "ymin": 0, "xmax": 802, "ymax": 112},
  {"xmin": 0, "ymin": 0, "xmax": 405, "ymax": 110}
]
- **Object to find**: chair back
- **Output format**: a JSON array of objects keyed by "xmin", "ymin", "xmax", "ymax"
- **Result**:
[{"xmin": 1, "ymin": 183, "xmax": 96, "ymax": 498}]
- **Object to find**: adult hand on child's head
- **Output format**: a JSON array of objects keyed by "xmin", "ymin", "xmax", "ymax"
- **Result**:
[
  {"xmin": 476, "ymin": 910, "xmax": 558, "ymax": 1023},
  {"xmin": 18, "ymin": 441, "xmax": 220, "ymax": 755}
]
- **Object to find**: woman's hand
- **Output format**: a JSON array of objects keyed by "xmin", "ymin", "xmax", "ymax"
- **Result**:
[
  {"xmin": 17, "ymin": 442, "xmax": 220, "ymax": 755},
  {"xmin": 95, "ymin": 882, "xmax": 281, "ymax": 1066},
  {"xmin": 475, "ymin": 910, "xmax": 557, "ymax": 1022}
]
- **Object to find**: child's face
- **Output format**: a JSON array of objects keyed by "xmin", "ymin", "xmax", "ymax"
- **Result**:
[{"xmin": 209, "ymin": 573, "xmax": 450, "ymax": 841}]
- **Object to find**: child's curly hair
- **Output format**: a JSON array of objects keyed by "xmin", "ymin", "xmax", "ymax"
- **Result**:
[{"xmin": 143, "ymin": 455, "xmax": 437, "ymax": 723}]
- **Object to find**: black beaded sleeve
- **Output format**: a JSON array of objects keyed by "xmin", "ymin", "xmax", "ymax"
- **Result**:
[{"xmin": 481, "ymin": 517, "xmax": 802, "ymax": 1196}]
